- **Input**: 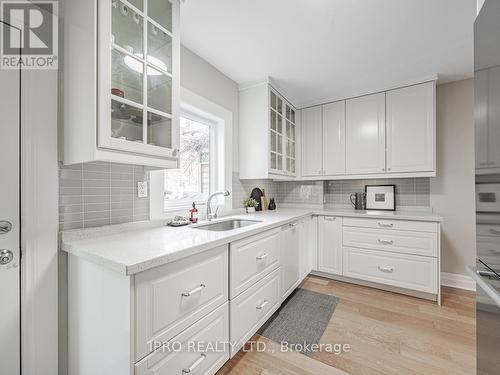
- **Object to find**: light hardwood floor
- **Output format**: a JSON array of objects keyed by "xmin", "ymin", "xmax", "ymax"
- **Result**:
[{"xmin": 218, "ymin": 275, "xmax": 476, "ymax": 375}]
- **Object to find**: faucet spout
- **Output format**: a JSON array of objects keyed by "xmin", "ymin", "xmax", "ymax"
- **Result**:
[{"xmin": 206, "ymin": 190, "xmax": 230, "ymax": 221}]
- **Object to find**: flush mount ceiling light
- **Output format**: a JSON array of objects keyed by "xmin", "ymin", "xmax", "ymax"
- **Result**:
[{"xmin": 124, "ymin": 54, "xmax": 168, "ymax": 76}]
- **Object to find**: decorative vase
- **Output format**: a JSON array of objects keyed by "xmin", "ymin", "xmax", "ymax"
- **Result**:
[{"xmin": 246, "ymin": 207, "xmax": 256, "ymax": 213}]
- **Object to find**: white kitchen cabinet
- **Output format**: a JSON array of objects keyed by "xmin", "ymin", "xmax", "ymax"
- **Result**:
[
  {"xmin": 323, "ymin": 101, "xmax": 346, "ymax": 176},
  {"xmin": 346, "ymin": 93, "xmax": 386, "ymax": 175},
  {"xmin": 63, "ymin": 0, "xmax": 180, "ymax": 168},
  {"xmin": 301, "ymin": 106, "xmax": 323, "ymax": 177},
  {"xmin": 386, "ymin": 82, "xmax": 435, "ymax": 173},
  {"xmin": 281, "ymin": 221, "xmax": 301, "ymax": 300},
  {"xmin": 318, "ymin": 216, "xmax": 342, "ymax": 275},
  {"xmin": 239, "ymin": 79, "xmax": 297, "ymax": 179},
  {"xmin": 476, "ymin": 66, "xmax": 500, "ymax": 172}
]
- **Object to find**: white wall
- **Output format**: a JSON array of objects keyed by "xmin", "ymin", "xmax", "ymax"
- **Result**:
[
  {"xmin": 430, "ymin": 79, "xmax": 476, "ymax": 276},
  {"xmin": 180, "ymin": 46, "xmax": 240, "ymax": 172}
]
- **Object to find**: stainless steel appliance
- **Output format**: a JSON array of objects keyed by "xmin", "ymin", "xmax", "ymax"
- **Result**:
[{"xmin": 473, "ymin": 2, "xmax": 500, "ymax": 373}]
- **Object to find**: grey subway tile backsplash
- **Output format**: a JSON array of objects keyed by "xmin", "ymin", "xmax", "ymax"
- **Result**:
[{"xmin": 58, "ymin": 161, "xmax": 150, "ymax": 230}]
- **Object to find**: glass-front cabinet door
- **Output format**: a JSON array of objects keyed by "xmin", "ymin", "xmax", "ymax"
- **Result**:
[
  {"xmin": 98, "ymin": 0, "xmax": 180, "ymax": 159},
  {"xmin": 269, "ymin": 88, "xmax": 296, "ymax": 176}
]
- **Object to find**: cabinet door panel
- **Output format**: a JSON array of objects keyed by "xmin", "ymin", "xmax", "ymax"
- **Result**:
[
  {"xmin": 475, "ymin": 69, "xmax": 489, "ymax": 169},
  {"xmin": 487, "ymin": 66, "xmax": 500, "ymax": 168},
  {"xmin": 301, "ymin": 106, "xmax": 323, "ymax": 176},
  {"xmin": 323, "ymin": 101, "xmax": 346, "ymax": 175},
  {"xmin": 318, "ymin": 216, "xmax": 342, "ymax": 275},
  {"xmin": 386, "ymin": 82, "xmax": 435, "ymax": 173},
  {"xmin": 281, "ymin": 222, "xmax": 300, "ymax": 300},
  {"xmin": 346, "ymin": 93, "xmax": 386, "ymax": 174}
]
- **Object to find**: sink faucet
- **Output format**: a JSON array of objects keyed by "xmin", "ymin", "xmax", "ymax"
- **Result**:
[{"xmin": 206, "ymin": 190, "xmax": 230, "ymax": 221}]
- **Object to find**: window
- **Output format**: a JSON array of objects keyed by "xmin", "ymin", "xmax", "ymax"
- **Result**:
[{"xmin": 163, "ymin": 114, "xmax": 213, "ymax": 211}]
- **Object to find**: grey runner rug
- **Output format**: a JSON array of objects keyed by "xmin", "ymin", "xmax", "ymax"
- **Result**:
[{"xmin": 258, "ymin": 288, "xmax": 340, "ymax": 355}]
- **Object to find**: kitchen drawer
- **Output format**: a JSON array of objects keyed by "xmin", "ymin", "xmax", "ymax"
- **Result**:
[
  {"xmin": 135, "ymin": 302, "xmax": 229, "ymax": 375},
  {"xmin": 230, "ymin": 228, "xmax": 281, "ymax": 299},
  {"xmin": 135, "ymin": 245, "xmax": 228, "ymax": 361},
  {"xmin": 230, "ymin": 268, "xmax": 281, "ymax": 356},
  {"xmin": 343, "ymin": 247, "xmax": 438, "ymax": 294},
  {"xmin": 477, "ymin": 224, "xmax": 500, "ymax": 237},
  {"xmin": 343, "ymin": 217, "xmax": 438, "ymax": 233},
  {"xmin": 343, "ymin": 226, "xmax": 438, "ymax": 257}
]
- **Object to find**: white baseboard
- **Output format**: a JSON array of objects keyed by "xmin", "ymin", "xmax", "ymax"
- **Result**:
[{"xmin": 441, "ymin": 272, "xmax": 476, "ymax": 291}]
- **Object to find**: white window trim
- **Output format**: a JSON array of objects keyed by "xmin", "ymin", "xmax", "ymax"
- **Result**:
[{"xmin": 150, "ymin": 87, "xmax": 233, "ymax": 219}]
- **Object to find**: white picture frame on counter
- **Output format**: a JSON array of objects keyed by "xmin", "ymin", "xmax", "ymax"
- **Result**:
[{"xmin": 365, "ymin": 185, "xmax": 396, "ymax": 211}]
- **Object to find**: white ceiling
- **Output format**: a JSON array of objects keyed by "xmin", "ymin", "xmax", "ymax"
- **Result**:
[{"xmin": 180, "ymin": 0, "xmax": 475, "ymax": 107}]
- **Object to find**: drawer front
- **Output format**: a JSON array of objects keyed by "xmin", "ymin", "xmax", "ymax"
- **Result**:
[
  {"xmin": 230, "ymin": 228, "xmax": 281, "ymax": 299},
  {"xmin": 477, "ymin": 224, "xmax": 500, "ymax": 237},
  {"xmin": 135, "ymin": 303, "xmax": 229, "ymax": 375},
  {"xmin": 343, "ymin": 226, "xmax": 438, "ymax": 257},
  {"xmin": 135, "ymin": 245, "xmax": 228, "ymax": 361},
  {"xmin": 343, "ymin": 247, "xmax": 438, "ymax": 294},
  {"xmin": 230, "ymin": 268, "xmax": 281, "ymax": 355},
  {"xmin": 343, "ymin": 217, "xmax": 438, "ymax": 233}
]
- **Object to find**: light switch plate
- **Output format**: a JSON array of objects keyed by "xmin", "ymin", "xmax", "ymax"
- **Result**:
[{"xmin": 137, "ymin": 181, "xmax": 148, "ymax": 198}]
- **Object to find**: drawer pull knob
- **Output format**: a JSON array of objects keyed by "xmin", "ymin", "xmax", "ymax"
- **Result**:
[
  {"xmin": 256, "ymin": 300, "xmax": 269, "ymax": 310},
  {"xmin": 182, "ymin": 284, "xmax": 206, "ymax": 297},
  {"xmin": 256, "ymin": 253, "xmax": 268, "ymax": 260},
  {"xmin": 378, "ymin": 266, "xmax": 394, "ymax": 273},
  {"xmin": 378, "ymin": 239, "xmax": 394, "ymax": 245},
  {"xmin": 182, "ymin": 353, "xmax": 206, "ymax": 373},
  {"xmin": 324, "ymin": 216, "xmax": 336, "ymax": 221},
  {"xmin": 489, "ymin": 229, "xmax": 500, "ymax": 235},
  {"xmin": 289, "ymin": 222, "xmax": 298, "ymax": 227},
  {"xmin": 378, "ymin": 222, "xmax": 393, "ymax": 228}
]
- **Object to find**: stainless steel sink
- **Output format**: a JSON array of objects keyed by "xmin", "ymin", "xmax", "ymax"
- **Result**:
[{"xmin": 192, "ymin": 219, "xmax": 261, "ymax": 231}]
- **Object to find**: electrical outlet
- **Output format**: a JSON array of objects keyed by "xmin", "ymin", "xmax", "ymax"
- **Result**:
[{"xmin": 137, "ymin": 181, "xmax": 148, "ymax": 198}]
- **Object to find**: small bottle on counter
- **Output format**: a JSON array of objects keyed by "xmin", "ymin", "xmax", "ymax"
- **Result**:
[{"xmin": 189, "ymin": 202, "xmax": 199, "ymax": 223}]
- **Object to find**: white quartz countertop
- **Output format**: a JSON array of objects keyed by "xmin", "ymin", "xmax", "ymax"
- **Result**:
[{"xmin": 61, "ymin": 208, "xmax": 443, "ymax": 275}]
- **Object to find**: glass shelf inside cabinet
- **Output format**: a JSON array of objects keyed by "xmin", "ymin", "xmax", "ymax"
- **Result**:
[
  {"xmin": 111, "ymin": 99, "xmax": 144, "ymax": 142},
  {"xmin": 112, "ymin": 0, "xmax": 143, "ymax": 54}
]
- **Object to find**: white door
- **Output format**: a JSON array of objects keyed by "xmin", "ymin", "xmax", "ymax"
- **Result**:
[
  {"xmin": 318, "ymin": 216, "xmax": 342, "ymax": 275},
  {"xmin": 346, "ymin": 93, "xmax": 386, "ymax": 175},
  {"xmin": 323, "ymin": 101, "xmax": 346, "ymax": 176},
  {"xmin": 487, "ymin": 66, "xmax": 500, "ymax": 168},
  {"xmin": 386, "ymin": 82, "xmax": 435, "ymax": 173},
  {"xmin": 0, "ymin": 22, "xmax": 21, "ymax": 375},
  {"xmin": 281, "ymin": 222, "xmax": 300, "ymax": 300},
  {"xmin": 301, "ymin": 106, "xmax": 323, "ymax": 176}
]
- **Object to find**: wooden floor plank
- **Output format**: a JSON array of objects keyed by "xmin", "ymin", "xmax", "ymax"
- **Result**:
[{"xmin": 217, "ymin": 276, "xmax": 476, "ymax": 375}]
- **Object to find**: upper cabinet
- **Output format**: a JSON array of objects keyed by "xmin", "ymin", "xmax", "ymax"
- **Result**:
[
  {"xmin": 346, "ymin": 93, "xmax": 386, "ymax": 175},
  {"xmin": 386, "ymin": 82, "xmax": 435, "ymax": 173},
  {"xmin": 239, "ymin": 80, "xmax": 297, "ymax": 179},
  {"xmin": 299, "ymin": 81, "xmax": 436, "ymax": 180},
  {"xmin": 476, "ymin": 66, "xmax": 500, "ymax": 173},
  {"xmin": 301, "ymin": 102, "xmax": 346, "ymax": 177},
  {"xmin": 63, "ymin": 0, "xmax": 180, "ymax": 168}
]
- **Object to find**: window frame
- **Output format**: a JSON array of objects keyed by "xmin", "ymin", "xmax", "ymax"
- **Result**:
[{"xmin": 150, "ymin": 87, "xmax": 233, "ymax": 219}]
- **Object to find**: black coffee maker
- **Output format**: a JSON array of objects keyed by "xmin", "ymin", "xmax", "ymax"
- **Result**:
[{"xmin": 350, "ymin": 192, "xmax": 366, "ymax": 210}]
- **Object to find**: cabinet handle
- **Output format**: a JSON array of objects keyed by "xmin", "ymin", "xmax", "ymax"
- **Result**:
[
  {"xmin": 489, "ymin": 229, "xmax": 500, "ymax": 235},
  {"xmin": 182, "ymin": 284, "xmax": 206, "ymax": 297},
  {"xmin": 182, "ymin": 354, "xmax": 207, "ymax": 373},
  {"xmin": 378, "ymin": 266, "xmax": 394, "ymax": 273},
  {"xmin": 378, "ymin": 239, "xmax": 394, "ymax": 245},
  {"xmin": 378, "ymin": 222, "xmax": 393, "ymax": 228},
  {"xmin": 324, "ymin": 216, "xmax": 336, "ymax": 221},
  {"xmin": 256, "ymin": 300, "xmax": 269, "ymax": 310},
  {"xmin": 256, "ymin": 253, "xmax": 268, "ymax": 260},
  {"xmin": 289, "ymin": 222, "xmax": 298, "ymax": 227},
  {"xmin": 382, "ymin": 168, "xmax": 385, "ymax": 171}
]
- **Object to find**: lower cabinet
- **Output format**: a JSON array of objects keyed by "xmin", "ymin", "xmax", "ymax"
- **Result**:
[
  {"xmin": 280, "ymin": 221, "xmax": 301, "ymax": 300},
  {"xmin": 135, "ymin": 303, "xmax": 229, "ymax": 375},
  {"xmin": 229, "ymin": 268, "xmax": 281, "ymax": 356},
  {"xmin": 318, "ymin": 216, "xmax": 343, "ymax": 275}
]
